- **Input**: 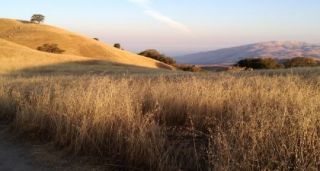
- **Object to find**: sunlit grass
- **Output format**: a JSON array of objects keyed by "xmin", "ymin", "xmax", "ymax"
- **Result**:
[{"xmin": 0, "ymin": 71, "xmax": 319, "ymax": 170}]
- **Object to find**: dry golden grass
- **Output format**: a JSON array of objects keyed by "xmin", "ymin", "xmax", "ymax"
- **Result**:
[
  {"xmin": 0, "ymin": 73, "xmax": 319, "ymax": 170},
  {"xmin": 0, "ymin": 38, "xmax": 90, "ymax": 73},
  {"xmin": 0, "ymin": 18, "xmax": 173, "ymax": 70}
]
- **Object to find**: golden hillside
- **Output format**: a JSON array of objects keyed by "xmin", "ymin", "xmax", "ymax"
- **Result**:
[
  {"xmin": 0, "ymin": 18, "xmax": 173, "ymax": 69},
  {"xmin": 0, "ymin": 38, "xmax": 89, "ymax": 73}
]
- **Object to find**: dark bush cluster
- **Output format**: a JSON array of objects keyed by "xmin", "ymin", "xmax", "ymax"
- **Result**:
[
  {"xmin": 175, "ymin": 64, "xmax": 202, "ymax": 72},
  {"xmin": 114, "ymin": 43, "xmax": 121, "ymax": 49},
  {"xmin": 236, "ymin": 58, "xmax": 282, "ymax": 69},
  {"xmin": 284, "ymin": 57, "xmax": 318, "ymax": 68},
  {"xmin": 237, "ymin": 57, "xmax": 319, "ymax": 70},
  {"xmin": 37, "ymin": 44, "xmax": 65, "ymax": 54},
  {"xmin": 138, "ymin": 49, "xmax": 202, "ymax": 72},
  {"xmin": 139, "ymin": 49, "xmax": 176, "ymax": 65}
]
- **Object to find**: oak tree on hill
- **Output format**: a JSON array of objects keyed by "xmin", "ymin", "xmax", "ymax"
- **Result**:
[
  {"xmin": 31, "ymin": 14, "xmax": 45, "ymax": 24},
  {"xmin": 114, "ymin": 43, "xmax": 121, "ymax": 49}
]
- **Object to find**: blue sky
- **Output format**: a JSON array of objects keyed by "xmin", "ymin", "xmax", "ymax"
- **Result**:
[{"xmin": 1, "ymin": 0, "xmax": 320, "ymax": 55}]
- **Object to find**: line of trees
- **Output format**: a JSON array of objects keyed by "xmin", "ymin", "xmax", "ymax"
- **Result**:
[
  {"xmin": 139, "ymin": 49, "xmax": 202, "ymax": 72},
  {"xmin": 236, "ymin": 57, "xmax": 319, "ymax": 69},
  {"xmin": 138, "ymin": 49, "xmax": 176, "ymax": 65},
  {"xmin": 283, "ymin": 57, "xmax": 318, "ymax": 68},
  {"xmin": 236, "ymin": 58, "xmax": 282, "ymax": 69}
]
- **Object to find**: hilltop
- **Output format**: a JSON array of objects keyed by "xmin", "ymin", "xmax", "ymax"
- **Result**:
[
  {"xmin": 177, "ymin": 41, "xmax": 320, "ymax": 64},
  {"xmin": 0, "ymin": 18, "xmax": 173, "ymax": 71}
]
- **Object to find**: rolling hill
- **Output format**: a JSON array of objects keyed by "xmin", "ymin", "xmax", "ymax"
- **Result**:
[
  {"xmin": 177, "ymin": 41, "xmax": 320, "ymax": 65},
  {"xmin": 0, "ymin": 38, "xmax": 90, "ymax": 73},
  {"xmin": 0, "ymin": 18, "xmax": 173, "ymax": 70}
]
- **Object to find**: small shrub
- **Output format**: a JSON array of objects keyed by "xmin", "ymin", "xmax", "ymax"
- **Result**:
[
  {"xmin": 139, "ymin": 49, "xmax": 176, "ymax": 65},
  {"xmin": 284, "ymin": 57, "xmax": 318, "ymax": 68},
  {"xmin": 237, "ymin": 58, "xmax": 282, "ymax": 69},
  {"xmin": 37, "ymin": 44, "xmax": 65, "ymax": 54}
]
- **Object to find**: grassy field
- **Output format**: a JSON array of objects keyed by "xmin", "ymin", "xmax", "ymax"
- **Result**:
[{"xmin": 0, "ymin": 67, "xmax": 319, "ymax": 170}]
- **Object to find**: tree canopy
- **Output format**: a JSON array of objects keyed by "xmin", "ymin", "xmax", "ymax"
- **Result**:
[
  {"xmin": 237, "ymin": 58, "xmax": 282, "ymax": 69},
  {"xmin": 139, "ymin": 49, "xmax": 176, "ymax": 65},
  {"xmin": 31, "ymin": 14, "xmax": 45, "ymax": 24},
  {"xmin": 114, "ymin": 43, "xmax": 121, "ymax": 49},
  {"xmin": 284, "ymin": 57, "xmax": 318, "ymax": 68}
]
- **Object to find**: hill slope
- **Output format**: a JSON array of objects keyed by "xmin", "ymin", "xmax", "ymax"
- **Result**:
[
  {"xmin": 177, "ymin": 41, "xmax": 320, "ymax": 64},
  {"xmin": 0, "ymin": 18, "xmax": 172, "ymax": 69},
  {"xmin": 0, "ymin": 38, "xmax": 89, "ymax": 73}
]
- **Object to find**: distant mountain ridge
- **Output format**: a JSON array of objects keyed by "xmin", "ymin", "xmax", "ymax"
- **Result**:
[{"xmin": 177, "ymin": 41, "xmax": 320, "ymax": 65}]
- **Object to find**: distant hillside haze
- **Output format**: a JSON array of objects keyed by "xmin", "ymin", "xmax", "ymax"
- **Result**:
[{"xmin": 177, "ymin": 41, "xmax": 320, "ymax": 65}]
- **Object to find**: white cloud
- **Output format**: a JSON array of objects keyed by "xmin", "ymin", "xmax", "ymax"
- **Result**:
[
  {"xmin": 129, "ymin": 0, "xmax": 191, "ymax": 34},
  {"xmin": 144, "ymin": 10, "xmax": 191, "ymax": 34}
]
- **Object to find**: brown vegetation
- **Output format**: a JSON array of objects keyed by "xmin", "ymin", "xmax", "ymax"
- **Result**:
[
  {"xmin": 236, "ymin": 58, "xmax": 282, "ymax": 69},
  {"xmin": 139, "ymin": 49, "xmax": 176, "ymax": 65},
  {"xmin": 284, "ymin": 57, "xmax": 319, "ymax": 68},
  {"xmin": 237, "ymin": 57, "xmax": 320, "ymax": 70},
  {"xmin": 175, "ymin": 64, "xmax": 202, "ymax": 72},
  {"xmin": 37, "ymin": 43, "xmax": 65, "ymax": 54},
  {"xmin": 0, "ymin": 73, "xmax": 319, "ymax": 170}
]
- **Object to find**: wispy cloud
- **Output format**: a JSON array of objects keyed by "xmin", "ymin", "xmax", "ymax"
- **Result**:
[
  {"xmin": 129, "ymin": 0, "xmax": 191, "ymax": 34},
  {"xmin": 144, "ymin": 10, "xmax": 191, "ymax": 34}
]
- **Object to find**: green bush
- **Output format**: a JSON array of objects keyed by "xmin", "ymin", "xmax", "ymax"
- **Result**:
[
  {"xmin": 284, "ymin": 57, "xmax": 318, "ymax": 68},
  {"xmin": 237, "ymin": 58, "xmax": 282, "ymax": 69},
  {"xmin": 139, "ymin": 49, "xmax": 176, "ymax": 65},
  {"xmin": 37, "ymin": 44, "xmax": 65, "ymax": 54}
]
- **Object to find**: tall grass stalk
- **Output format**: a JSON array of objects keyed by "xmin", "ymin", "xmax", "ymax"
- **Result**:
[{"xmin": 0, "ymin": 75, "xmax": 319, "ymax": 170}]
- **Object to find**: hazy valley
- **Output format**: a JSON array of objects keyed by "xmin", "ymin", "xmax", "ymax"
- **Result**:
[{"xmin": 177, "ymin": 41, "xmax": 320, "ymax": 64}]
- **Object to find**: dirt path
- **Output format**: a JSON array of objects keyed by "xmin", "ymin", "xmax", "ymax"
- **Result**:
[
  {"xmin": 0, "ymin": 127, "xmax": 54, "ymax": 171},
  {"xmin": 0, "ymin": 126, "xmax": 105, "ymax": 171}
]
